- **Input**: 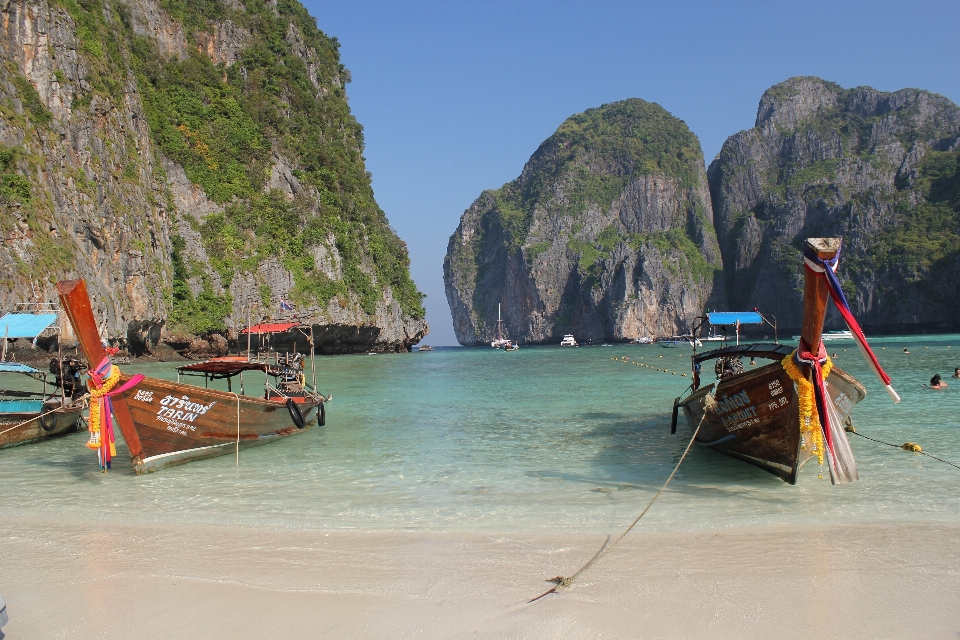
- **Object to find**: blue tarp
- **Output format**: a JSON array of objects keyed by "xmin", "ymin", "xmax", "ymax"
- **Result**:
[
  {"xmin": 0, "ymin": 313, "xmax": 57, "ymax": 338},
  {"xmin": 0, "ymin": 362, "xmax": 41, "ymax": 374},
  {"xmin": 708, "ymin": 312, "xmax": 764, "ymax": 325}
]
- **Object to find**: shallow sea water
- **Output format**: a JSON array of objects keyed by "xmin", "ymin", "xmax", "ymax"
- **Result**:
[{"xmin": 1, "ymin": 336, "xmax": 959, "ymax": 534}]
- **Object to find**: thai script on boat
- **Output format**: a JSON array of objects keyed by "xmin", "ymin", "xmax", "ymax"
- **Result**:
[
  {"xmin": 719, "ymin": 406, "xmax": 758, "ymax": 430},
  {"xmin": 133, "ymin": 389, "xmax": 154, "ymax": 403},
  {"xmin": 767, "ymin": 396, "xmax": 788, "ymax": 411},
  {"xmin": 833, "ymin": 391, "xmax": 853, "ymax": 415},
  {"xmin": 714, "ymin": 390, "xmax": 751, "ymax": 415},
  {"xmin": 157, "ymin": 395, "xmax": 216, "ymax": 423},
  {"xmin": 724, "ymin": 416, "xmax": 760, "ymax": 432},
  {"xmin": 157, "ymin": 414, "xmax": 197, "ymax": 435}
]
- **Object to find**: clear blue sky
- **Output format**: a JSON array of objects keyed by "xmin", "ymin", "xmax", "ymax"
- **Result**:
[{"xmin": 303, "ymin": 0, "xmax": 960, "ymax": 346}]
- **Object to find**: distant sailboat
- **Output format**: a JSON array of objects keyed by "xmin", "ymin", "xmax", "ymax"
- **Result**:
[{"xmin": 490, "ymin": 304, "xmax": 513, "ymax": 349}]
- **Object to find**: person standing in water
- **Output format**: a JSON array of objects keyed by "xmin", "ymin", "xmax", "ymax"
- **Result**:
[{"xmin": 952, "ymin": 368, "xmax": 960, "ymax": 378}]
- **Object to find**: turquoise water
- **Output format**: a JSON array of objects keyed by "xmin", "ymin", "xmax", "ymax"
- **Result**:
[{"xmin": 1, "ymin": 336, "xmax": 959, "ymax": 534}]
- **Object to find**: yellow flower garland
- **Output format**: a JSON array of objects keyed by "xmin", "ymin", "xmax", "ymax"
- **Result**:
[
  {"xmin": 781, "ymin": 350, "xmax": 832, "ymax": 468},
  {"xmin": 87, "ymin": 364, "xmax": 121, "ymax": 452}
]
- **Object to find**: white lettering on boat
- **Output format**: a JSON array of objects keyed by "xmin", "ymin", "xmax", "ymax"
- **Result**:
[
  {"xmin": 834, "ymin": 392, "xmax": 853, "ymax": 415},
  {"xmin": 769, "ymin": 380, "xmax": 783, "ymax": 396},
  {"xmin": 715, "ymin": 390, "xmax": 751, "ymax": 415},
  {"xmin": 725, "ymin": 417, "xmax": 760, "ymax": 432},
  {"xmin": 133, "ymin": 390, "xmax": 154, "ymax": 403},
  {"xmin": 718, "ymin": 404, "xmax": 758, "ymax": 430},
  {"xmin": 767, "ymin": 396, "xmax": 789, "ymax": 412},
  {"xmin": 157, "ymin": 395, "xmax": 216, "ymax": 426},
  {"xmin": 157, "ymin": 413, "xmax": 197, "ymax": 434}
]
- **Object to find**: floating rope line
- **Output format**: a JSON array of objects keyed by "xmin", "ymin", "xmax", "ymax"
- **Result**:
[
  {"xmin": 529, "ymin": 391, "xmax": 715, "ymax": 604},
  {"xmin": 846, "ymin": 428, "xmax": 960, "ymax": 472},
  {"xmin": 611, "ymin": 356, "xmax": 688, "ymax": 377}
]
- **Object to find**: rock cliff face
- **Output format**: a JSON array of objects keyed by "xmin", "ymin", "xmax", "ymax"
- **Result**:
[
  {"xmin": 444, "ymin": 99, "xmax": 723, "ymax": 345},
  {"xmin": 0, "ymin": 0, "xmax": 426, "ymax": 355},
  {"xmin": 709, "ymin": 77, "xmax": 960, "ymax": 332}
]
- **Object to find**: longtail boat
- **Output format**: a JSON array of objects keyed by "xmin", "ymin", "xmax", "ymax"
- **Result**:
[
  {"xmin": 0, "ymin": 307, "xmax": 84, "ymax": 449},
  {"xmin": 56, "ymin": 279, "xmax": 327, "ymax": 474},
  {"xmin": 672, "ymin": 238, "xmax": 899, "ymax": 484}
]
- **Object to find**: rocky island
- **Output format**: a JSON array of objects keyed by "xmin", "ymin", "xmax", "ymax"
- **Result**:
[
  {"xmin": 445, "ymin": 78, "xmax": 960, "ymax": 344},
  {"xmin": 444, "ymin": 99, "xmax": 723, "ymax": 346},
  {"xmin": 0, "ymin": 0, "xmax": 427, "ymax": 355}
]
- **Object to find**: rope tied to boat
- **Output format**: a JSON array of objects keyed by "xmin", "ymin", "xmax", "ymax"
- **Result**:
[
  {"xmin": 845, "ymin": 428, "xmax": 960, "ymax": 471},
  {"xmin": 528, "ymin": 390, "xmax": 716, "ymax": 604},
  {"xmin": 86, "ymin": 351, "xmax": 144, "ymax": 471}
]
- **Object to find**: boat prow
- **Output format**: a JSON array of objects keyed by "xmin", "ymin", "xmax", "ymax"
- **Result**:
[
  {"xmin": 671, "ymin": 238, "xmax": 893, "ymax": 484},
  {"xmin": 56, "ymin": 279, "xmax": 325, "ymax": 474}
]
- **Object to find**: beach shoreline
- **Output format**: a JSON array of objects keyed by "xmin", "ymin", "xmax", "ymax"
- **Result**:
[{"xmin": 2, "ymin": 516, "xmax": 958, "ymax": 638}]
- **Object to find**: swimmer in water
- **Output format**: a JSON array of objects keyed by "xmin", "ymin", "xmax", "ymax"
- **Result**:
[{"xmin": 928, "ymin": 374, "xmax": 948, "ymax": 389}]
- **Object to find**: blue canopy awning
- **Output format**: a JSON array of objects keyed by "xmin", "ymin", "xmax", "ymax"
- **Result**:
[
  {"xmin": 708, "ymin": 312, "xmax": 764, "ymax": 326},
  {"xmin": 0, "ymin": 362, "xmax": 41, "ymax": 374},
  {"xmin": 0, "ymin": 313, "xmax": 57, "ymax": 339}
]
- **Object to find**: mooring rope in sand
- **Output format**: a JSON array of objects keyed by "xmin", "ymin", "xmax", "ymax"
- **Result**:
[
  {"xmin": 846, "ymin": 428, "xmax": 960, "ymax": 472},
  {"xmin": 528, "ymin": 391, "xmax": 716, "ymax": 603}
]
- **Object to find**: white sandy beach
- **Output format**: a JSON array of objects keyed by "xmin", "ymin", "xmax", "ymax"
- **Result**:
[{"xmin": 2, "ymin": 517, "xmax": 958, "ymax": 639}]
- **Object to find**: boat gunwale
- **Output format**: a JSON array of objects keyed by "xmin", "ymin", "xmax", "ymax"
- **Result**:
[{"xmin": 119, "ymin": 374, "xmax": 320, "ymax": 410}]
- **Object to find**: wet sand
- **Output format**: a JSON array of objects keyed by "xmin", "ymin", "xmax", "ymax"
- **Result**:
[{"xmin": 2, "ymin": 517, "xmax": 958, "ymax": 638}]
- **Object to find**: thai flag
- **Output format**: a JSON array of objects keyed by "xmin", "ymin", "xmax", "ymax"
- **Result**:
[{"xmin": 280, "ymin": 298, "xmax": 294, "ymax": 311}]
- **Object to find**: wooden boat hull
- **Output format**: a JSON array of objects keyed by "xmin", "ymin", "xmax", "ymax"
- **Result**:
[
  {"xmin": 678, "ymin": 362, "xmax": 865, "ymax": 484},
  {"xmin": 117, "ymin": 375, "xmax": 318, "ymax": 473},
  {"xmin": 0, "ymin": 400, "xmax": 84, "ymax": 450}
]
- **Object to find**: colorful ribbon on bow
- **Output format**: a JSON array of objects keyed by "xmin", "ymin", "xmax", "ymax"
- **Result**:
[
  {"xmin": 87, "ymin": 355, "xmax": 144, "ymax": 471},
  {"xmin": 803, "ymin": 241, "xmax": 900, "ymax": 404}
]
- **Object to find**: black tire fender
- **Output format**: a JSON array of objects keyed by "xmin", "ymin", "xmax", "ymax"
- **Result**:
[
  {"xmin": 670, "ymin": 397, "xmax": 680, "ymax": 434},
  {"xmin": 318, "ymin": 401, "xmax": 325, "ymax": 427},
  {"xmin": 39, "ymin": 407, "xmax": 59, "ymax": 432},
  {"xmin": 287, "ymin": 398, "xmax": 306, "ymax": 429}
]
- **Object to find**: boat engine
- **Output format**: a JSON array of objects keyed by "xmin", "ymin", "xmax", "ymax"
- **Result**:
[
  {"xmin": 49, "ymin": 357, "xmax": 86, "ymax": 397},
  {"xmin": 714, "ymin": 356, "xmax": 744, "ymax": 380}
]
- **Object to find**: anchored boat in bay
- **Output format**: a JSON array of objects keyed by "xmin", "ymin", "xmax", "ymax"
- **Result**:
[
  {"xmin": 0, "ymin": 307, "xmax": 85, "ymax": 449},
  {"xmin": 57, "ymin": 279, "xmax": 328, "ymax": 474}
]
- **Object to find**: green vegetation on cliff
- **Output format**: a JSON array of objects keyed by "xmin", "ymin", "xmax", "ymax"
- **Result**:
[
  {"xmin": 48, "ymin": 0, "xmax": 424, "ymax": 329},
  {"xmin": 868, "ymin": 149, "xmax": 960, "ymax": 277},
  {"xmin": 486, "ymin": 99, "xmax": 704, "ymax": 253}
]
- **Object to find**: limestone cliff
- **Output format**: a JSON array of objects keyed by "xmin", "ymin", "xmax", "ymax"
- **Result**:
[
  {"xmin": 0, "ymin": 0, "xmax": 426, "ymax": 355},
  {"xmin": 709, "ymin": 77, "xmax": 960, "ymax": 332},
  {"xmin": 444, "ymin": 99, "xmax": 723, "ymax": 346}
]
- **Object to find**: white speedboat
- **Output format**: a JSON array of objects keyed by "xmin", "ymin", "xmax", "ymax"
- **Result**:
[
  {"xmin": 792, "ymin": 330, "xmax": 854, "ymax": 341},
  {"xmin": 658, "ymin": 335, "xmax": 702, "ymax": 348},
  {"xmin": 630, "ymin": 336, "xmax": 654, "ymax": 344},
  {"xmin": 560, "ymin": 334, "xmax": 578, "ymax": 347}
]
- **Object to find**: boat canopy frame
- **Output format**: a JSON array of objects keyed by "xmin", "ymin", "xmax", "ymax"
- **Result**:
[
  {"xmin": 691, "ymin": 310, "xmax": 778, "ymax": 350},
  {"xmin": 692, "ymin": 343, "xmax": 793, "ymax": 366}
]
